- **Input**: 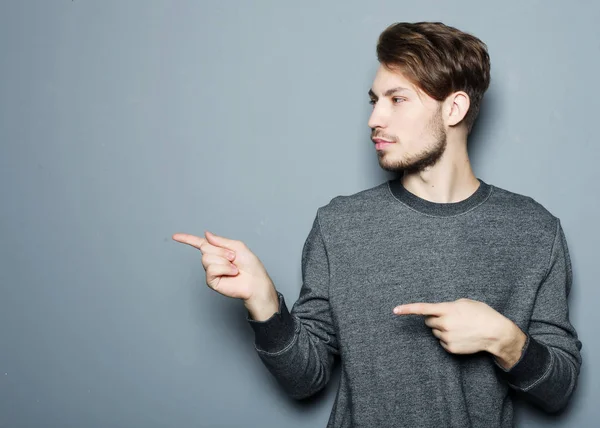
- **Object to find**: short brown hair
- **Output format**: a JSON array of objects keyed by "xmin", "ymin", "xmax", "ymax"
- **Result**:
[{"xmin": 376, "ymin": 22, "xmax": 491, "ymax": 133}]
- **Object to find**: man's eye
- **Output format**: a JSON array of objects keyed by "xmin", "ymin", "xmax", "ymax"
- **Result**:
[
  {"xmin": 393, "ymin": 97, "xmax": 405, "ymax": 104},
  {"xmin": 368, "ymin": 99, "xmax": 376, "ymax": 105}
]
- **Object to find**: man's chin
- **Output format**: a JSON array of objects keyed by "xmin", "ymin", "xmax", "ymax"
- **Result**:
[
  {"xmin": 378, "ymin": 143, "xmax": 446, "ymax": 174},
  {"xmin": 377, "ymin": 156, "xmax": 408, "ymax": 173}
]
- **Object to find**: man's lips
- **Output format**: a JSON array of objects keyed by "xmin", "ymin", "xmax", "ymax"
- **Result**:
[{"xmin": 372, "ymin": 138, "xmax": 395, "ymax": 150}]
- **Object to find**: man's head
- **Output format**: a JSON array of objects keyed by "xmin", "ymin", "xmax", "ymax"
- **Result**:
[{"xmin": 368, "ymin": 22, "xmax": 490, "ymax": 174}]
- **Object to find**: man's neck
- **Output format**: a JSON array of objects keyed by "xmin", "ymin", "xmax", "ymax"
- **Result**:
[{"xmin": 401, "ymin": 145, "xmax": 479, "ymax": 204}]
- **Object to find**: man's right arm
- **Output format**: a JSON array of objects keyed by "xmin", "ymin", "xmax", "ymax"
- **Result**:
[{"xmin": 246, "ymin": 210, "xmax": 340, "ymax": 400}]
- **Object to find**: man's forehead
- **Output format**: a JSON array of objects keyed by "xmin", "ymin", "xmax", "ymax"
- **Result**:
[
  {"xmin": 368, "ymin": 86, "xmax": 411, "ymax": 98},
  {"xmin": 370, "ymin": 65, "xmax": 417, "ymax": 95}
]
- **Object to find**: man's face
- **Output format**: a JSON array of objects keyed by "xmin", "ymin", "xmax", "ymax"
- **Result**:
[{"xmin": 368, "ymin": 64, "xmax": 447, "ymax": 174}]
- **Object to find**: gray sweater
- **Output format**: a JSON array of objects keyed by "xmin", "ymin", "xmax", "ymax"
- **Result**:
[{"xmin": 247, "ymin": 178, "xmax": 582, "ymax": 427}]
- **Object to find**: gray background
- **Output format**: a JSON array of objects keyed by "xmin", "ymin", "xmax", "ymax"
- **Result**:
[{"xmin": 0, "ymin": 1, "xmax": 597, "ymax": 427}]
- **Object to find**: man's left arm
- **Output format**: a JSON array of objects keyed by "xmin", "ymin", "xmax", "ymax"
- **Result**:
[{"xmin": 490, "ymin": 218, "xmax": 583, "ymax": 413}]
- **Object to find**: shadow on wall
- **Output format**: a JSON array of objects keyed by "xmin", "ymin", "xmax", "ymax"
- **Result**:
[{"xmin": 467, "ymin": 85, "xmax": 499, "ymax": 164}]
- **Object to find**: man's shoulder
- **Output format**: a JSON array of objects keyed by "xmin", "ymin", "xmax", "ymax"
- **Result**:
[
  {"xmin": 317, "ymin": 180, "xmax": 557, "ymax": 216},
  {"xmin": 316, "ymin": 180, "xmax": 389, "ymax": 217},
  {"xmin": 313, "ymin": 179, "xmax": 560, "ymax": 235},
  {"xmin": 487, "ymin": 182, "xmax": 559, "ymax": 228}
]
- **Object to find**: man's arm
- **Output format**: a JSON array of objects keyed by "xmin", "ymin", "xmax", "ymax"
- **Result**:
[
  {"xmin": 491, "ymin": 218, "xmax": 583, "ymax": 413},
  {"xmin": 246, "ymin": 210, "xmax": 339, "ymax": 400}
]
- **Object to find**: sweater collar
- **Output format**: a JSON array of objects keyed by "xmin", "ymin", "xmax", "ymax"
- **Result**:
[{"xmin": 387, "ymin": 177, "xmax": 492, "ymax": 217}]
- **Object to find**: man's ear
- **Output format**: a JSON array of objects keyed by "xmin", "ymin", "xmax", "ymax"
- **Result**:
[{"xmin": 445, "ymin": 91, "xmax": 470, "ymax": 127}]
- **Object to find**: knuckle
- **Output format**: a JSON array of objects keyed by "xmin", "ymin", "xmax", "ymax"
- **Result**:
[
  {"xmin": 222, "ymin": 248, "xmax": 233, "ymax": 259},
  {"xmin": 201, "ymin": 254, "xmax": 210, "ymax": 268},
  {"xmin": 206, "ymin": 265, "xmax": 218, "ymax": 277}
]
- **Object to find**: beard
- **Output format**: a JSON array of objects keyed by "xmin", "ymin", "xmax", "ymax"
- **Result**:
[{"xmin": 376, "ymin": 107, "xmax": 447, "ymax": 174}]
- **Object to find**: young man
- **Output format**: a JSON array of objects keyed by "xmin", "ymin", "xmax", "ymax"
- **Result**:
[{"xmin": 173, "ymin": 22, "xmax": 582, "ymax": 427}]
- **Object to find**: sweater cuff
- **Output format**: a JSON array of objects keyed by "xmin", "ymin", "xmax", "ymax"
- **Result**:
[
  {"xmin": 246, "ymin": 291, "xmax": 296, "ymax": 353},
  {"xmin": 494, "ymin": 333, "xmax": 553, "ymax": 390}
]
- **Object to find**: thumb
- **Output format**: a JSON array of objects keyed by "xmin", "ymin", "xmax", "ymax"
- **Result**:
[{"xmin": 204, "ymin": 230, "xmax": 241, "ymax": 252}]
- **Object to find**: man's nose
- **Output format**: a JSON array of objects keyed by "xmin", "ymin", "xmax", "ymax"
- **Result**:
[{"xmin": 368, "ymin": 105, "xmax": 387, "ymax": 130}]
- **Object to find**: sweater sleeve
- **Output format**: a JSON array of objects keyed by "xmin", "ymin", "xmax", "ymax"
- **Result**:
[
  {"xmin": 493, "ymin": 218, "xmax": 583, "ymax": 413},
  {"xmin": 246, "ymin": 210, "xmax": 340, "ymax": 400}
]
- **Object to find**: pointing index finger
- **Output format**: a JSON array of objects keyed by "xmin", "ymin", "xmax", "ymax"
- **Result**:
[
  {"xmin": 393, "ymin": 302, "xmax": 448, "ymax": 316},
  {"xmin": 172, "ymin": 233, "xmax": 206, "ymax": 250}
]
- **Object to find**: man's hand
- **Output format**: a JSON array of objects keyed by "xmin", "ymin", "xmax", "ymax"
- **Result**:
[
  {"xmin": 172, "ymin": 230, "xmax": 279, "ymax": 321},
  {"xmin": 393, "ymin": 298, "xmax": 527, "ymax": 369}
]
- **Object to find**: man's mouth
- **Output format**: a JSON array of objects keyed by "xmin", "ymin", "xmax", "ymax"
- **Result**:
[{"xmin": 372, "ymin": 138, "xmax": 395, "ymax": 150}]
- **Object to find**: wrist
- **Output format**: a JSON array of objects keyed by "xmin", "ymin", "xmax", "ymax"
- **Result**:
[
  {"xmin": 488, "ymin": 317, "xmax": 527, "ymax": 369},
  {"xmin": 244, "ymin": 286, "xmax": 279, "ymax": 321}
]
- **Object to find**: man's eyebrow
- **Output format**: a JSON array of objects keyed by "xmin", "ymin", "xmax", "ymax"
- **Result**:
[{"xmin": 368, "ymin": 86, "xmax": 410, "ymax": 98}]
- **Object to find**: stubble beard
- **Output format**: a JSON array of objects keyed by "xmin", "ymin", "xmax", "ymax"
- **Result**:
[{"xmin": 377, "ymin": 108, "xmax": 447, "ymax": 175}]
